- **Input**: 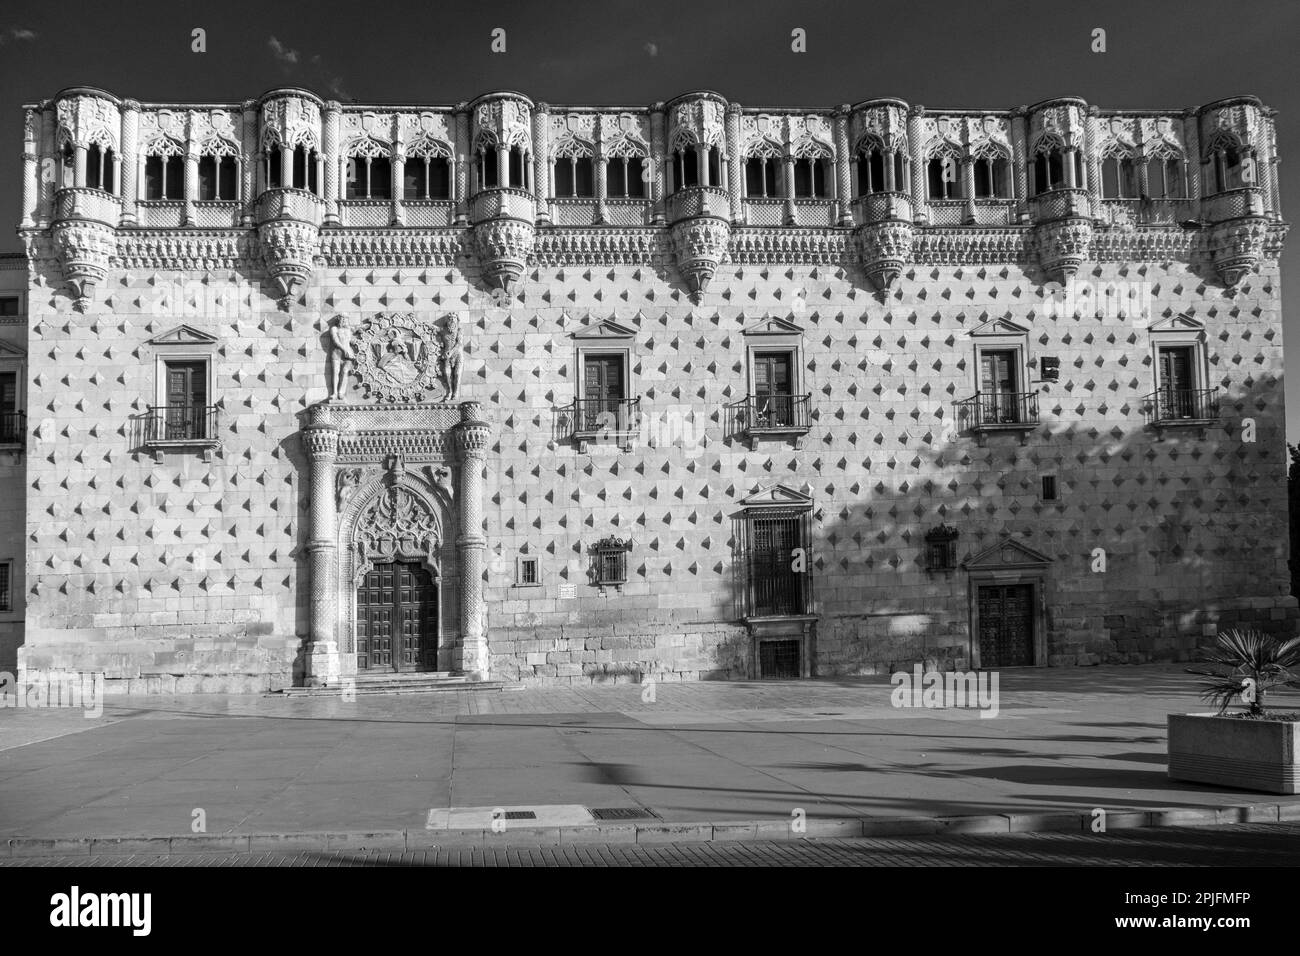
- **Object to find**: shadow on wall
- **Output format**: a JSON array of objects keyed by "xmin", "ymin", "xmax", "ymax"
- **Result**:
[{"xmin": 783, "ymin": 364, "xmax": 1297, "ymax": 677}]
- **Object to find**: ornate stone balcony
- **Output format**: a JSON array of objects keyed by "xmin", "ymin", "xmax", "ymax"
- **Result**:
[
  {"xmin": 1028, "ymin": 188, "xmax": 1091, "ymax": 222},
  {"xmin": 1029, "ymin": 188, "xmax": 1093, "ymax": 285},
  {"xmin": 256, "ymin": 188, "xmax": 326, "ymax": 227},
  {"xmin": 1201, "ymin": 187, "xmax": 1266, "ymax": 224},
  {"xmin": 53, "ymin": 186, "xmax": 121, "ymax": 227},
  {"xmin": 666, "ymin": 185, "xmax": 731, "ymax": 223},
  {"xmin": 469, "ymin": 187, "xmax": 536, "ymax": 297},
  {"xmin": 667, "ymin": 186, "xmax": 731, "ymax": 302},
  {"xmin": 850, "ymin": 191, "xmax": 913, "ymax": 227},
  {"xmin": 51, "ymin": 187, "xmax": 122, "ymax": 312},
  {"xmin": 850, "ymin": 192, "xmax": 914, "ymax": 291},
  {"xmin": 1202, "ymin": 187, "xmax": 1269, "ymax": 289},
  {"xmin": 255, "ymin": 188, "xmax": 326, "ymax": 310}
]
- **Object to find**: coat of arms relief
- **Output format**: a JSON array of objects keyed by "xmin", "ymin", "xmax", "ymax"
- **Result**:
[{"xmin": 329, "ymin": 311, "xmax": 464, "ymax": 403}]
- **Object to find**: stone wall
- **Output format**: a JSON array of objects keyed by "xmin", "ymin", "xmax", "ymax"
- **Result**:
[{"xmin": 12, "ymin": 246, "xmax": 1296, "ymax": 689}]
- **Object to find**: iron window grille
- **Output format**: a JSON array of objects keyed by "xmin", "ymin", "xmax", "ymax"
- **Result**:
[
  {"xmin": 734, "ymin": 510, "xmax": 813, "ymax": 619},
  {"xmin": 0, "ymin": 561, "xmax": 9, "ymax": 612},
  {"xmin": 590, "ymin": 536, "xmax": 632, "ymax": 588},
  {"xmin": 518, "ymin": 556, "xmax": 539, "ymax": 586},
  {"xmin": 0, "ymin": 411, "xmax": 25, "ymax": 446},
  {"xmin": 925, "ymin": 524, "xmax": 960, "ymax": 572}
]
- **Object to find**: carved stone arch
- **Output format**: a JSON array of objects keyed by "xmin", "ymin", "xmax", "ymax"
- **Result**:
[
  {"xmin": 144, "ymin": 135, "xmax": 185, "ymax": 158},
  {"xmin": 854, "ymin": 132, "xmax": 886, "ymax": 157},
  {"xmin": 552, "ymin": 135, "xmax": 594, "ymax": 159},
  {"xmin": 1031, "ymin": 130, "xmax": 1066, "ymax": 155},
  {"xmin": 1203, "ymin": 127, "xmax": 1243, "ymax": 159},
  {"xmin": 407, "ymin": 135, "xmax": 452, "ymax": 160},
  {"xmin": 201, "ymin": 135, "xmax": 239, "ymax": 158},
  {"xmin": 336, "ymin": 464, "xmax": 454, "ymax": 666},
  {"xmin": 670, "ymin": 127, "xmax": 698, "ymax": 152},
  {"xmin": 745, "ymin": 137, "xmax": 784, "ymax": 160},
  {"xmin": 791, "ymin": 136, "xmax": 831, "ymax": 160},
  {"xmin": 604, "ymin": 134, "xmax": 647, "ymax": 160},
  {"xmin": 926, "ymin": 138, "xmax": 964, "ymax": 161},
  {"xmin": 970, "ymin": 138, "xmax": 1010, "ymax": 161},
  {"xmin": 1101, "ymin": 139, "xmax": 1135, "ymax": 159},
  {"xmin": 346, "ymin": 135, "xmax": 391, "ymax": 159},
  {"xmin": 340, "ymin": 468, "xmax": 447, "ymax": 585}
]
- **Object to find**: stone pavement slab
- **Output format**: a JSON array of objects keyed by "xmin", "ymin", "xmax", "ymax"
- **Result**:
[{"xmin": 2, "ymin": 666, "xmax": 1299, "ymax": 844}]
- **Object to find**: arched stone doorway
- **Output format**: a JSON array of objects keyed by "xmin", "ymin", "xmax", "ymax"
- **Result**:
[
  {"xmin": 341, "ymin": 457, "xmax": 451, "ymax": 673},
  {"xmin": 300, "ymin": 399, "xmax": 491, "ymax": 686}
]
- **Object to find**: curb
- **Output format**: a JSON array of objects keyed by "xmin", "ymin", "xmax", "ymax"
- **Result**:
[{"xmin": 5, "ymin": 801, "xmax": 1299, "ymax": 857}]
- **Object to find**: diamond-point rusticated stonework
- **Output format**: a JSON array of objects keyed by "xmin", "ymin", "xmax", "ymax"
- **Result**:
[{"xmin": 3, "ymin": 85, "xmax": 1292, "ymax": 691}]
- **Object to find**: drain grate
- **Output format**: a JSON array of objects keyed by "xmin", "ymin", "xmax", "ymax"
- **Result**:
[
  {"xmin": 502, "ymin": 810, "xmax": 537, "ymax": 820},
  {"xmin": 590, "ymin": 807, "xmax": 659, "ymax": 821}
]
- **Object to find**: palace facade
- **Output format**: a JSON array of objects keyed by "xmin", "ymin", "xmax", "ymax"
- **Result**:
[{"xmin": 3, "ymin": 86, "xmax": 1293, "ymax": 692}]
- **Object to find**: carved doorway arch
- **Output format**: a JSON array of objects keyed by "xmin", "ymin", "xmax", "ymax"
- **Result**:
[{"xmin": 339, "ymin": 461, "xmax": 454, "ymax": 674}]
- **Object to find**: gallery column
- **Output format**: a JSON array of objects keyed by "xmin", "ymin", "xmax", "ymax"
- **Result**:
[
  {"xmin": 454, "ymin": 402, "xmax": 491, "ymax": 679},
  {"xmin": 302, "ymin": 404, "xmax": 342, "ymax": 686}
]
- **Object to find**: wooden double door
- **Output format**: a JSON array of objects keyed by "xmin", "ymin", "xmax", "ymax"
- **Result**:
[
  {"xmin": 977, "ymin": 583, "xmax": 1034, "ymax": 668},
  {"xmin": 356, "ymin": 561, "xmax": 439, "ymax": 671}
]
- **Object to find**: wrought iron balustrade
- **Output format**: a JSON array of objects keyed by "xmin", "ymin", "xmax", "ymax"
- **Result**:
[
  {"xmin": 145, "ymin": 404, "xmax": 219, "ymax": 443},
  {"xmin": 1144, "ymin": 387, "xmax": 1219, "ymax": 424},
  {"xmin": 954, "ymin": 391, "xmax": 1040, "ymax": 430}
]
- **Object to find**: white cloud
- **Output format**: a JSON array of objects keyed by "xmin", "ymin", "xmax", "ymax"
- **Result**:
[
  {"xmin": 11, "ymin": 28, "xmax": 37, "ymax": 41},
  {"xmin": 644, "ymin": 42, "xmax": 658, "ymax": 57},
  {"xmin": 268, "ymin": 36, "xmax": 299, "ymax": 66}
]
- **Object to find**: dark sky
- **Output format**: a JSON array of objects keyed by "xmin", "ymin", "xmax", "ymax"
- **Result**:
[{"xmin": 1, "ymin": 0, "xmax": 1297, "ymax": 435}]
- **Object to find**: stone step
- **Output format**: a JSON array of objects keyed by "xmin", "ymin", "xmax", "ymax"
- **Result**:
[{"xmin": 280, "ymin": 675, "xmax": 506, "ymax": 697}]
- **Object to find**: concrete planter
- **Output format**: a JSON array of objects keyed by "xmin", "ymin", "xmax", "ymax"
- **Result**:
[{"xmin": 1168, "ymin": 712, "xmax": 1300, "ymax": 795}]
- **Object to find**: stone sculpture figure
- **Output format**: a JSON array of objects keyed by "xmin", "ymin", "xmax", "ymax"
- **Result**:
[
  {"xmin": 329, "ymin": 314, "xmax": 358, "ymax": 400},
  {"xmin": 440, "ymin": 315, "xmax": 463, "ymax": 401}
]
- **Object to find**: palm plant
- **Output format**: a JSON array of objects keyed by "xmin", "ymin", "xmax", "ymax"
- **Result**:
[{"xmin": 1186, "ymin": 628, "xmax": 1300, "ymax": 716}]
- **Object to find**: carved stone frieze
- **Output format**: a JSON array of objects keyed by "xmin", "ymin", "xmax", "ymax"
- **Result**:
[{"xmin": 340, "ymin": 311, "xmax": 450, "ymax": 404}]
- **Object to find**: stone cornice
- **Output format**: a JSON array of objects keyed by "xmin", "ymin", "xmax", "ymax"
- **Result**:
[{"xmin": 17, "ymin": 221, "xmax": 1290, "ymax": 273}]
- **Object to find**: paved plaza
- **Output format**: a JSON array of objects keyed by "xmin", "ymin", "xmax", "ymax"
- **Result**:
[{"xmin": 3, "ymin": 664, "xmax": 1299, "ymax": 853}]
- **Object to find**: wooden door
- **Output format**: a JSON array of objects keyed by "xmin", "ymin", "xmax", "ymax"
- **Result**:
[
  {"xmin": 979, "ymin": 350, "xmax": 1018, "ymax": 423},
  {"xmin": 163, "ymin": 360, "xmax": 206, "ymax": 440},
  {"xmin": 1158, "ymin": 346, "xmax": 1194, "ymax": 418},
  {"xmin": 977, "ymin": 584, "xmax": 1034, "ymax": 667},
  {"xmin": 357, "ymin": 561, "xmax": 438, "ymax": 671},
  {"xmin": 582, "ymin": 354, "xmax": 624, "ymax": 431},
  {"xmin": 753, "ymin": 352, "xmax": 793, "ymax": 427}
]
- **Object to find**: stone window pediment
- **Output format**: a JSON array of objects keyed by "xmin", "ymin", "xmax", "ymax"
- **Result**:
[{"xmin": 963, "ymin": 536, "xmax": 1053, "ymax": 572}]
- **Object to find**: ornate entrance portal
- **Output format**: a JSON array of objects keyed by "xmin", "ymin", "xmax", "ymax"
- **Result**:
[
  {"xmin": 357, "ymin": 561, "xmax": 439, "ymax": 671},
  {"xmin": 300, "ymin": 385, "xmax": 491, "ymax": 687}
]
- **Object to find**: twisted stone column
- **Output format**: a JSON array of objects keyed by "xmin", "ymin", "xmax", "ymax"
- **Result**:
[
  {"xmin": 323, "ymin": 101, "xmax": 341, "ymax": 225},
  {"xmin": 454, "ymin": 402, "xmax": 491, "ymax": 679},
  {"xmin": 454, "ymin": 104, "xmax": 470, "ymax": 225},
  {"xmin": 533, "ymin": 103, "xmax": 550, "ymax": 225},
  {"xmin": 726, "ymin": 104, "xmax": 743, "ymax": 224},
  {"xmin": 240, "ymin": 100, "xmax": 257, "ymax": 225},
  {"xmin": 595, "ymin": 154, "xmax": 608, "ymax": 224},
  {"xmin": 303, "ymin": 408, "xmax": 342, "ymax": 686},
  {"xmin": 119, "ymin": 100, "xmax": 140, "ymax": 226},
  {"xmin": 834, "ymin": 106, "xmax": 852, "ymax": 225},
  {"xmin": 184, "ymin": 137, "xmax": 199, "ymax": 225},
  {"xmin": 650, "ymin": 103, "xmax": 666, "ymax": 225},
  {"xmin": 39, "ymin": 102, "xmax": 56, "ymax": 225},
  {"xmin": 21, "ymin": 109, "xmax": 39, "ymax": 229},
  {"xmin": 1010, "ymin": 107, "xmax": 1029, "ymax": 215},
  {"xmin": 391, "ymin": 146, "xmax": 405, "ymax": 226},
  {"xmin": 908, "ymin": 106, "xmax": 927, "ymax": 223}
]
